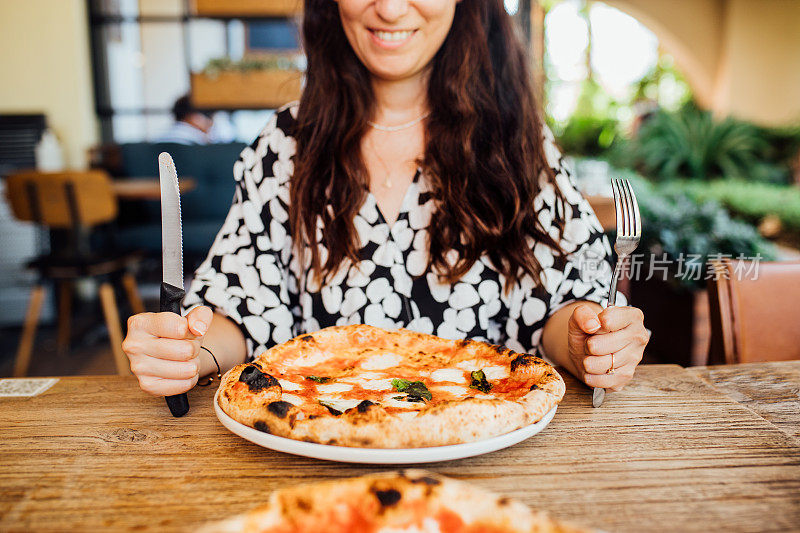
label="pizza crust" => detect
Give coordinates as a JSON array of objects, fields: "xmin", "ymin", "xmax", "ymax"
[
  {"xmin": 199, "ymin": 470, "xmax": 589, "ymax": 533},
  {"xmin": 217, "ymin": 325, "xmax": 565, "ymax": 448}
]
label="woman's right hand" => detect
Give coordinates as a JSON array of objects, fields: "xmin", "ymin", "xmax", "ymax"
[{"xmin": 122, "ymin": 306, "xmax": 213, "ymax": 396}]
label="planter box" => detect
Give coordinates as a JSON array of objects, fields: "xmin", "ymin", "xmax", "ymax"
[
  {"xmin": 191, "ymin": 70, "xmax": 303, "ymax": 109},
  {"xmin": 193, "ymin": 0, "xmax": 302, "ymax": 17},
  {"xmin": 630, "ymin": 277, "xmax": 710, "ymax": 367}
]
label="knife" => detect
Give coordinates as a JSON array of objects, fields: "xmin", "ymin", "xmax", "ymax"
[{"xmin": 159, "ymin": 152, "xmax": 190, "ymax": 417}]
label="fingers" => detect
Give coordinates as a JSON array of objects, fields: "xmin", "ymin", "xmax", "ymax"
[
  {"xmin": 585, "ymin": 322, "xmax": 650, "ymax": 356},
  {"xmin": 129, "ymin": 354, "xmax": 200, "ymax": 380},
  {"xmin": 186, "ymin": 306, "xmax": 212, "ymax": 336},
  {"xmin": 137, "ymin": 374, "xmax": 199, "ymax": 397},
  {"xmin": 598, "ymin": 305, "xmax": 645, "ymax": 332},
  {"xmin": 127, "ymin": 312, "xmax": 194, "ymax": 340},
  {"xmin": 583, "ymin": 365, "xmax": 636, "ymax": 391},
  {"xmin": 582, "ymin": 343, "xmax": 643, "ymax": 375},
  {"xmin": 569, "ymin": 304, "xmax": 602, "ymax": 335}
]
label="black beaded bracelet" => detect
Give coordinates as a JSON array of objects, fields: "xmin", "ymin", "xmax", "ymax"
[{"xmin": 197, "ymin": 346, "xmax": 222, "ymax": 387}]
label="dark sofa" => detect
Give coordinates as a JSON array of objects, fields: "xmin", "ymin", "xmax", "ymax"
[{"xmin": 114, "ymin": 142, "xmax": 246, "ymax": 262}]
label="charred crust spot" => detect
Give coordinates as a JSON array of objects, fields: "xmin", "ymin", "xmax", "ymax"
[
  {"xmin": 253, "ymin": 421, "xmax": 270, "ymax": 433},
  {"xmin": 356, "ymin": 400, "xmax": 375, "ymax": 413},
  {"xmin": 493, "ymin": 344, "xmax": 506, "ymax": 354},
  {"xmin": 267, "ymin": 401, "xmax": 293, "ymax": 418},
  {"xmin": 238, "ymin": 365, "xmax": 279, "ymax": 392},
  {"xmin": 223, "ymin": 391, "xmax": 231, "ymax": 401},
  {"xmin": 510, "ymin": 354, "xmax": 534, "ymax": 372},
  {"xmin": 301, "ymin": 335, "xmax": 314, "ymax": 342},
  {"xmin": 498, "ymin": 497, "xmax": 510, "ymax": 506},
  {"xmin": 411, "ymin": 476, "xmax": 441, "ymax": 486},
  {"xmin": 308, "ymin": 415, "xmax": 318, "ymax": 420},
  {"xmin": 530, "ymin": 384, "xmax": 541, "ymax": 391},
  {"xmin": 373, "ymin": 488, "xmax": 402, "ymax": 507},
  {"xmin": 326, "ymin": 439, "xmax": 338, "ymax": 445},
  {"xmin": 458, "ymin": 339, "xmax": 470, "ymax": 347},
  {"xmin": 296, "ymin": 498, "xmax": 311, "ymax": 511}
]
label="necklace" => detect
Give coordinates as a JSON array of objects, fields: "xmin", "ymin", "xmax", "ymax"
[
  {"xmin": 368, "ymin": 134, "xmax": 395, "ymax": 189},
  {"xmin": 368, "ymin": 111, "xmax": 431, "ymax": 132}
]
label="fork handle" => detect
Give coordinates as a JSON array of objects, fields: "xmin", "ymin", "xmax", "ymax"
[
  {"xmin": 593, "ymin": 254, "xmax": 628, "ymax": 408},
  {"xmin": 607, "ymin": 254, "xmax": 628, "ymax": 307}
]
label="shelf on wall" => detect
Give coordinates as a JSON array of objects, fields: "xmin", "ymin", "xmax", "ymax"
[
  {"xmin": 191, "ymin": 70, "xmax": 303, "ymax": 109},
  {"xmin": 192, "ymin": 0, "xmax": 302, "ymax": 18}
]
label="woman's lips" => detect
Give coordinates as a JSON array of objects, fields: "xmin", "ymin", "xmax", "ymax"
[{"xmin": 369, "ymin": 29, "xmax": 417, "ymax": 50}]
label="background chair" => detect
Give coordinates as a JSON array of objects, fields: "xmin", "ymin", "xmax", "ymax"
[
  {"xmin": 5, "ymin": 169, "xmax": 144, "ymax": 376},
  {"xmin": 707, "ymin": 258, "xmax": 800, "ymax": 364}
]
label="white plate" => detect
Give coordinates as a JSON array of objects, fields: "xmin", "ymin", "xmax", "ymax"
[{"xmin": 214, "ymin": 390, "xmax": 558, "ymax": 464}]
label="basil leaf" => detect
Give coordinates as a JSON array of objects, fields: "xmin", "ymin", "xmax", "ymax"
[
  {"xmin": 306, "ymin": 376, "xmax": 331, "ymax": 383},
  {"xmin": 392, "ymin": 379, "xmax": 432, "ymax": 401},
  {"xmin": 391, "ymin": 378, "xmax": 411, "ymax": 392},
  {"xmin": 317, "ymin": 400, "xmax": 342, "ymax": 416},
  {"xmin": 470, "ymin": 370, "xmax": 493, "ymax": 393}
]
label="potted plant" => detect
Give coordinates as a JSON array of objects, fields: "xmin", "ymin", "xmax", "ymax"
[
  {"xmin": 191, "ymin": 55, "xmax": 304, "ymax": 109},
  {"xmin": 626, "ymin": 175, "xmax": 775, "ymax": 366}
]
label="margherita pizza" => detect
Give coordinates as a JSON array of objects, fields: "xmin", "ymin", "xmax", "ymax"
[
  {"xmin": 200, "ymin": 470, "xmax": 588, "ymax": 533},
  {"xmin": 217, "ymin": 325, "xmax": 565, "ymax": 448}
]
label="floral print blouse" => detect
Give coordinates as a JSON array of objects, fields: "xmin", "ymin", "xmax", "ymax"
[{"xmin": 183, "ymin": 103, "xmax": 617, "ymax": 361}]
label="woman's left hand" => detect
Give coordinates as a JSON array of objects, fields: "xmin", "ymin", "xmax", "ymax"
[{"xmin": 567, "ymin": 304, "xmax": 650, "ymax": 391}]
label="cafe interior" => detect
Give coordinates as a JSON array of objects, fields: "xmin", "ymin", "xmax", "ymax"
[{"xmin": 1, "ymin": 1, "xmax": 799, "ymax": 531}]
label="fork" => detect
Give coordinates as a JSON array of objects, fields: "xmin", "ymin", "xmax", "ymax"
[{"xmin": 592, "ymin": 178, "xmax": 641, "ymax": 408}]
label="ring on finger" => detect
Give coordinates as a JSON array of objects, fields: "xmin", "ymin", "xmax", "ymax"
[{"xmin": 606, "ymin": 353, "xmax": 615, "ymax": 374}]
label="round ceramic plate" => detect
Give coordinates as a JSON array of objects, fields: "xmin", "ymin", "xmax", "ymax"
[{"xmin": 213, "ymin": 390, "xmax": 558, "ymax": 464}]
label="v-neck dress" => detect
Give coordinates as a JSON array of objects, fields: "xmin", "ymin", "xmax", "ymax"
[{"xmin": 182, "ymin": 103, "xmax": 621, "ymax": 361}]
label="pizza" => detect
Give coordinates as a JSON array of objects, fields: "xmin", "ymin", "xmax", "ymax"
[
  {"xmin": 199, "ymin": 470, "xmax": 589, "ymax": 533},
  {"xmin": 216, "ymin": 325, "xmax": 565, "ymax": 448}
]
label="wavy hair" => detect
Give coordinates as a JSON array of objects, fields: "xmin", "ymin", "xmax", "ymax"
[{"xmin": 292, "ymin": 0, "xmax": 565, "ymax": 291}]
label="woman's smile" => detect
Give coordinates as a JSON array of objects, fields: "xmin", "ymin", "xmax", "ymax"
[{"xmin": 369, "ymin": 28, "xmax": 418, "ymax": 50}]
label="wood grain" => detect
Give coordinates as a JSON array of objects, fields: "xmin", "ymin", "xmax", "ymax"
[
  {"xmin": 690, "ymin": 361, "xmax": 800, "ymax": 441},
  {"xmin": 1, "ymin": 365, "xmax": 799, "ymax": 532}
]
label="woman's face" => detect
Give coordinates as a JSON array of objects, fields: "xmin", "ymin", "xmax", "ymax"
[{"xmin": 337, "ymin": 0, "xmax": 459, "ymax": 82}]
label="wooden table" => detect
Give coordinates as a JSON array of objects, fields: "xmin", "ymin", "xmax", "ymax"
[
  {"xmin": 112, "ymin": 177, "xmax": 196, "ymax": 201},
  {"xmin": 1, "ymin": 364, "xmax": 799, "ymax": 532}
]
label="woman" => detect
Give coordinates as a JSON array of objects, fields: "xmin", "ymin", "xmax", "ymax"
[{"xmin": 123, "ymin": 0, "xmax": 649, "ymax": 397}]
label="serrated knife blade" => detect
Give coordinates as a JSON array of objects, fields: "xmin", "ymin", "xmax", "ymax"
[
  {"xmin": 158, "ymin": 152, "xmax": 190, "ymax": 417},
  {"xmin": 159, "ymin": 152, "xmax": 183, "ymax": 289}
]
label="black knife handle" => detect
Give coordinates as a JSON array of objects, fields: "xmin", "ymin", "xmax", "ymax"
[{"xmin": 160, "ymin": 282, "xmax": 190, "ymax": 417}]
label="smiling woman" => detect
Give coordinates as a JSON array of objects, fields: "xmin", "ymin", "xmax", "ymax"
[{"xmin": 122, "ymin": 0, "xmax": 650, "ymax": 402}]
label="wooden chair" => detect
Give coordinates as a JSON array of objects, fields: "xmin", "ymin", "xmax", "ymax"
[
  {"xmin": 5, "ymin": 170, "xmax": 145, "ymax": 376},
  {"xmin": 707, "ymin": 258, "xmax": 800, "ymax": 364}
]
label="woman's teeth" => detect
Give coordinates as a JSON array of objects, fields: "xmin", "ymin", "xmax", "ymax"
[{"xmin": 373, "ymin": 30, "xmax": 414, "ymax": 42}]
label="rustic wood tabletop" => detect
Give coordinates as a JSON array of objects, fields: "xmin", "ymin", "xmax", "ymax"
[{"xmin": 1, "ymin": 363, "xmax": 798, "ymax": 532}]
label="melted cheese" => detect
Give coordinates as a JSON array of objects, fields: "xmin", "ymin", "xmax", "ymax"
[
  {"xmin": 434, "ymin": 385, "xmax": 469, "ymax": 397},
  {"xmin": 280, "ymin": 394, "xmax": 304, "ymax": 406},
  {"xmin": 339, "ymin": 372, "xmax": 385, "ymax": 383},
  {"xmin": 278, "ymin": 379, "xmax": 303, "ymax": 391},
  {"xmin": 377, "ymin": 517, "xmax": 441, "ymax": 533},
  {"xmin": 394, "ymin": 411, "xmax": 420, "ymax": 422},
  {"xmin": 430, "ymin": 368, "xmax": 466, "ymax": 383},
  {"xmin": 316, "ymin": 397, "xmax": 363, "ymax": 412},
  {"xmin": 361, "ymin": 352, "xmax": 403, "ymax": 370},
  {"xmin": 455, "ymin": 360, "xmax": 480, "ymax": 372},
  {"xmin": 482, "ymin": 366, "xmax": 509, "ymax": 380},
  {"xmin": 360, "ymin": 378, "xmax": 394, "ymax": 391},
  {"xmin": 316, "ymin": 383, "xmax": 354, "ymax": 394}
]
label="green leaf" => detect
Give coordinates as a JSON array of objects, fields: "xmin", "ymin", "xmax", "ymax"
[
  {"xmin": 305, "ymin": 376, "xmax": 331, "ymax": 383},
  {"xmin": 391, "ymin": 379, "xmax": 432, "ymax": 402},
  {"xmin": 470, "ymin": 370, "xmax": 493, "ymax": 393}
]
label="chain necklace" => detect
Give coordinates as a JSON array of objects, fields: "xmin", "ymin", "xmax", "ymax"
[
  {"xmin": 368, "ymin": 111, "xmax": 431, "ymax": 132},
  {"xmin": 367, "ymin": 134, "xmax": 396, "ymax": 189}
]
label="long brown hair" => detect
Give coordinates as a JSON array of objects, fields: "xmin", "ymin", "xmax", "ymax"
[{"xmin": 292, "ymin": 0, "xmax": 565, "ymax": 290}]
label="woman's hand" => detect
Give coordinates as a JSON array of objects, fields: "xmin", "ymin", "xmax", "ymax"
[
  {"xmin": 122, "ymin": 306, "xmax": 213, "ymax": 396},
  {"xmin": 567, "ymin": 304, "xmax": 649, "ymax": 391}
]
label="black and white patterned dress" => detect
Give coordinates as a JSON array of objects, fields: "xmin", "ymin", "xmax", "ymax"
[{"xmin": 183, "ymin": 103, "xmax": 618, "ymax": 361}]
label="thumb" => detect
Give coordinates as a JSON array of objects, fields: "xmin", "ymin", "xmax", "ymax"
[
  {"xmin": 569, "ymin": 304, "xmax": 602, "ymax": 335},
  {"xmin": 186, "ymin": 306, "xmax": 213, "ymax": 337}
]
